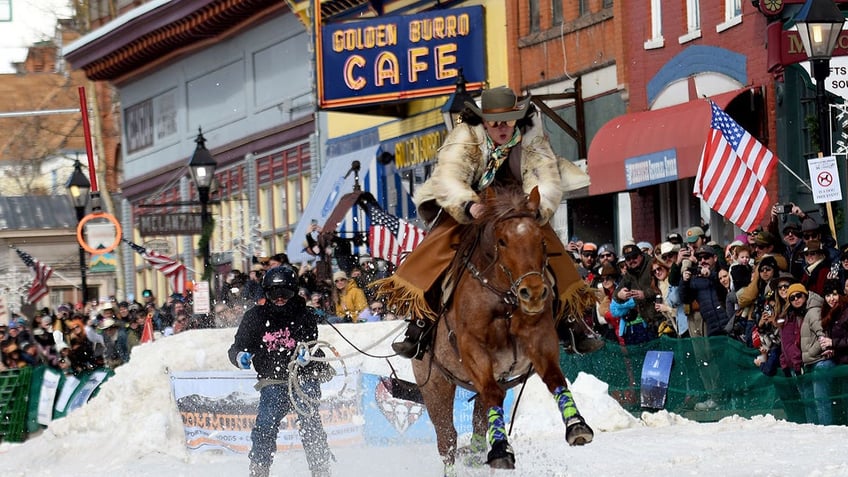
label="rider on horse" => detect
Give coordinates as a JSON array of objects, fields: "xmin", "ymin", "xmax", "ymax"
[{"xmin": 373, "ymin": 86, "xmax": 604, "ymax": 359}]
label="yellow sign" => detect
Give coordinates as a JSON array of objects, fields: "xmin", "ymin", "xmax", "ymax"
[{"xmin": 76, "ymin": 212, "xmax": 122, "ymax": 255}]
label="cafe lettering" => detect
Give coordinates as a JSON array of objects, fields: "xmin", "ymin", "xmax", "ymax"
[{"xmin": 318, "ymin": 5, "xmax": 485, "ymax": 108}]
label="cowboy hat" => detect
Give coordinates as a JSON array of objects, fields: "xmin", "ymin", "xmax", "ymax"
[{"xmin": 465, "ymin": 86, "xmax": 531, "ymax": 122}]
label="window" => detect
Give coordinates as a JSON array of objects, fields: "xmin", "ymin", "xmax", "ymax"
[
  {"xmin": 644, "ymin": 0, "xmax": 664, "ymax": 49},
  {"xmin": 679, "ymin": 0, "xmax": 702, "ymax": 44},
  {"xmin": 553, "ymin": 0, "xmax": 563, "ymax": 25},
  {"xmin": 717, "ymin": 0, "xmax": 743, "ymax": 32},
  {"xmin": 578, "ymin": 0, "xmax": 588, "ymax": 16},
  {"xmin": 529, "ymin": 0, "xmax": 540, "ymax": 33},
  {"xmin": 603, "ymin": 0, "xmax": 613, "ymax": 8}
]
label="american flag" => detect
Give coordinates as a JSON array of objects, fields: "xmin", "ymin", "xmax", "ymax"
[
  {"xmin": 124, "ymin": 239, "xmax": 187, "ymax": 294},
  {"xmin": 365, "ymin": 204, "xmax": 426, "ymax": 266},
  {"xmin": 694, "ymin": 100, "xmax": 776, "ymax": 233},
  {"xmin": 15, "ymin": 248, "xmax": 53, "ymax": 304}
]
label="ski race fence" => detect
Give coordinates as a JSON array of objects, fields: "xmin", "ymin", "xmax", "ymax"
[{"xmin": 2, "ymin": 335, "xmax": 848, "ymax": 443}]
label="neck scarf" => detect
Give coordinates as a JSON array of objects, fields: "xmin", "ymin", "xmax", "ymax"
[{"xmin": 478, "ymin": 128, "xmax": 522, "ymax": 190}]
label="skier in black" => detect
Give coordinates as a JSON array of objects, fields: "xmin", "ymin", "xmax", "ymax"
[{"xmin": 229, "ymin": 265, "xmax": 333, "ymax": 477}]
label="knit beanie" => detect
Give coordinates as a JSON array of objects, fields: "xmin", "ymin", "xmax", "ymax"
[{"xmin": 786, "ymin": 283, "xmax": 808, "ymax": 298}]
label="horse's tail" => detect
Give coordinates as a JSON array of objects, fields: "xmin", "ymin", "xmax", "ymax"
[
  {"xmin": 555, "ymin": 280, "xmax": 598, "ymax": 325},
  {"xmin": 371, "ymin": 274, "xmax": 438, "ymax": 322}
]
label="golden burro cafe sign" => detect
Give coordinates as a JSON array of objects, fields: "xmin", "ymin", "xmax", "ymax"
[{"xmin": 316, "ymin": 5, "xmax": 485, "ymax": 109}]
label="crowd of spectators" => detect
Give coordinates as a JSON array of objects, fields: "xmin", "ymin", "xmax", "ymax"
[
  {"xmin": 0, "ymin": 288, "xmax": 196, "ymax": 375},
  {"xmin": 574, "ymin": 202, "xmax": 848, "ymax": 422}
]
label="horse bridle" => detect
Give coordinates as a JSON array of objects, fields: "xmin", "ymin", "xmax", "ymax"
[{"xmin": 465, "ymin": 215, "xmax": 551, "ymax": 309}]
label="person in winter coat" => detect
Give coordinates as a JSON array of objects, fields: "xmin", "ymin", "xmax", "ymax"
[
  {"xmin": 795, "ymin": 283, "xmax": 834, "ymax": 425},
  {"xmin": 680, "ymin": 246, "xmax": 730, "ymax": 337},
  {"xmin": 331, "ymin": 270, "xmax": 367, "ymax": 323},
  {"xmin": 228, "ymin": 266, "xmax": 333, "ymax": 477}
]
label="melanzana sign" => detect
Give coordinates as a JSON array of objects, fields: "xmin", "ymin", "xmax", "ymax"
[{"xmin": 317, "ymin": 5, "xmax": 486, "ymax": 109}]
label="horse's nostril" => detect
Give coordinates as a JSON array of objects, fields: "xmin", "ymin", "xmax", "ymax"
[
  {"xmin": 541, "ymin": 286, "xmax": 549, "ymax": 300},
  {"xmin": 519, "ymin": 287, "xmax": 531, "ymax": 300}
]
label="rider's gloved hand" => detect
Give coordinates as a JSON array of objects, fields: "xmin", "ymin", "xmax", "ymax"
[
  {"xmin": 296, "ymin": 347, "xmax": 310, "ymax": 366},
  {"xmin": 236, "ymin": 351, "xmax": 253, "ymax": 369}
]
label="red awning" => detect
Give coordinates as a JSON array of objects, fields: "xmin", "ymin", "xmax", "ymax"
[{"xmin": 587, "ymin": 88, "xmax": 754, "ymax": 196}]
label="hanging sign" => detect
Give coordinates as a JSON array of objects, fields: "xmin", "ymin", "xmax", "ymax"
[{"xmin": 77, "ymin": 212, "xmax": 122, "ymax": 255}]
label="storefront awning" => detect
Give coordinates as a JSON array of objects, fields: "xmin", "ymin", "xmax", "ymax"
[
  {"xmin": 587, "ymin": 88, "xmax": 752, "ymax": 196},
  {"xmin": 286, "ymin": 145, "xmax": 379, "ymax": 264}
]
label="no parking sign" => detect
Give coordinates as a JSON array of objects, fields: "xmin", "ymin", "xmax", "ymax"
[{"xmin": 808, "ymin": 156, "xmax": 842, "ymax": 204}]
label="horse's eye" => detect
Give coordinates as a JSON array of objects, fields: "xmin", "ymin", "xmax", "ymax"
[{"xmin": 498, "ymin": 238, "xmax": 507, "ymax": 247}]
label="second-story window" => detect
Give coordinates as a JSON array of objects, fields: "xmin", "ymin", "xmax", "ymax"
[
  {"xmin": 530, "ymin": 0, "xmax": 540, "ymax": 33},
  {"xmin": 553, "ymin": 0, "xmax": 563, "ymax": 25},
  {"xmin": 579, "ymin": 0, "xmax": 588, "ymax": 16},
  {"xmin": 680, "ymin": 0, "xmax": 702, "ymax": 43},
  {"xmin": 644, "ymin": 0, "xmax": 664, "ymax": 49}
]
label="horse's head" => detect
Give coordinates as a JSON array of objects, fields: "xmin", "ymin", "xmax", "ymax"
[{"xmin": 477, "ymin": 186, "xmax": 550, "ymax": 315}]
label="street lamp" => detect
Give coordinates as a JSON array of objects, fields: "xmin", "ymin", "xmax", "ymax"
[
  {"xmin": 188, "ymin": 127, "xmax": 217, "ymax": 280},
  {"xmin": 65, "ymin": 160, "xmax": 91, "ymax": 305},
  {"xmin": 796, "ymin": 0, "xmax": 845, "ymax": 155},
  {"xmin": 441, "ymin": 69, "xmax": 476, "ymax": 131}
]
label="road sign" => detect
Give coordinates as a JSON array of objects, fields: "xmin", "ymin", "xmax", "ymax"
[{"xmin": 138, "ymin": 213, "xmax": 203, "ymax": 236}]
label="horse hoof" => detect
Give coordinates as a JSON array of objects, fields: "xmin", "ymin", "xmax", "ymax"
[
  {"xmin": 443, "ymin": 463, "xmax": 457, "ymax": 477},
  {"xmin": 565, "ymin": 416, "xmax": 594, "ymax": 446},
  {"xmin": 486, "ymin": 440, "xmax": 515, "ymax": 469},
  {"xmin": 456, "ymin": 444, "xmax": 486, "ymax": 468}
]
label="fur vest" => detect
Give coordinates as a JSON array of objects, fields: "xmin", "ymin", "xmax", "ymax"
[{"xmin": 414, "ymin": 115, "xmax": 562, "ymax": 225}]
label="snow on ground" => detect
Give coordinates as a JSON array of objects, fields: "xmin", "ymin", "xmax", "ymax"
[{"xmin": 2, "ymin": 321, "xmax": 848, "ymax": 477}]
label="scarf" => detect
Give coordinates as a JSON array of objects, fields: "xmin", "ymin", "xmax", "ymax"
[{"xmin": 477, "ymin": 128, "xmax": 522, "ymax": 190}]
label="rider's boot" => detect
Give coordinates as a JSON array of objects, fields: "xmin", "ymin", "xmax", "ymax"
[
  {"xmin": 391, "ymin": 318, "xmax": 433, "ymax": 359},
  {"xmin": 556, "ymin": 316, "xmax": 605, "ymax": 355}
]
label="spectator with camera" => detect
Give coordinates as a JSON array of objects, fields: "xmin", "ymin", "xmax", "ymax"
[{"xmin": 680, "ymin": 246, "xmax": 730, "ymax": 337}]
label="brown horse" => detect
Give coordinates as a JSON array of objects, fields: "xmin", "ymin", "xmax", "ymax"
[{"xmin": 413, "ymin": 185, "xmax": 594, "ymax": 474}]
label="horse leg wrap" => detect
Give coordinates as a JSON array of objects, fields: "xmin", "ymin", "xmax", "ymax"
[
  {"xmin": 486, "ymin": 406, "xmax": 507, "ymax": 446},
  {"xmin": 554, "ymin": 386, "xmax": 594, "ymax": 446},
  {"xmin": 456, "ymin": 433, "xmax": 487, "ymax": 468},
  {"xmin": 485, "ymin": 406, "xmax": 515, "ymax": 467}
]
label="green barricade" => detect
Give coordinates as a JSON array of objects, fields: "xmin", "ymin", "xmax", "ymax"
[
  {"xmin": 560, "ymin": 335, "xmax": 848, "ymax": 424},
  {"xmin": 0, "ymin": 366, "xmax": 33, "ymax": 443}
]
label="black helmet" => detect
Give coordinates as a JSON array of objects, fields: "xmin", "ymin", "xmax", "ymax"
[{"xmin": 262, "ymin": 266, "xmax": 297, "ymax": 300}]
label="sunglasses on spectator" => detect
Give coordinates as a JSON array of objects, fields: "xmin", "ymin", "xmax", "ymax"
[
  {"xmin": 784, "ymin": 230, "xmax": 799, "ymax": 237},
  {"xmin": 599, "ymin": 252, "xmax": 614, "ymax": 258},
  {"xmin": 759, "ymin": 266, "xmax": 774, "ymax": 273},
  {"xmin": 582, "ymin": 252, "xmax": 597, "ymax": 257},
  {"xmin": 652, "ymin": 267, "xmax": 665, "ymax": 274},
  {"xmin": 789, "ymin": 293, "xmax": 806, "ymax": 301},
  {"xmin": 778, "ymin": 283, "xmax": 791, "ymax": 290},
  {"xmin": 485, "ymin": 119, "xmax": 517, "ymax": 128},
  {"xmin": 335, "ymin": 278, "xmax": 347, "ymax": 282},
  {"xmin": 803, "ymin": 233, "xmax": 817, "ymax": 240}
]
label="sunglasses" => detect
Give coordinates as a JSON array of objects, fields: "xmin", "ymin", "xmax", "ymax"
[
  {"xmin": 582, "ymin": 252, "xmax": 597, "ymax": 257},
  {"xmin": 803, "ymin": 233, "xmax": 817, "ymax": 240},
  {"xmin": 599, "ymin": 253, "xmax": 614, "ymax": 258},
  {"xmin": 652, "ymin": 268, "xmax": 665, "ymax": 274},
  {"xmin": 335, "ymin": 278, "xmax": 347, "ymax": 283},
  {"xmin": 485, "ymin": 119, "xmax": 517, "ymax": 128},
  {"xmin": 784, "ymin": 230, "xmax": 799, "ymax": 237},
  {"xmin": 759, "ymin": 266, "xmax": 773, "ymax": 273},
  {"xmin": 778, "ymin": 283, "xmax": 791, "ymax": 290},
  {"xmin": 789, "ymin": 293, "xmax": 806, "ymax": 301}
]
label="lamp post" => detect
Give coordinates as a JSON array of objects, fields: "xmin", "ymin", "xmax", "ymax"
[
  {"xmin": 796, "ymin": 0, "xmax": 845, "ymax": 156},
  {"xmin": 188, "ymin": 127, "xmax": 217, "ymax": 281},
  {"xmin": 441, "ymin": 69, "xmax": 476, "ymax": 131},
  {"xmin": 65, "ymin": 160, "xmax": 91, "ymax": 305}
]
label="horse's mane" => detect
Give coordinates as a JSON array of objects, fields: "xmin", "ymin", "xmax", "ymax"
[{"xmin": 454, "ymin": 185, "xmax": 538, "ymax": 265}]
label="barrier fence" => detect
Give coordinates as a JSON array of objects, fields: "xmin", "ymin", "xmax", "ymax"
[{"xmin": 3, "ymin": 335, "xmax": 847, "ymax": 443}]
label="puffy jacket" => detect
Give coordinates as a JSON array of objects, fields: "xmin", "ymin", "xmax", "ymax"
[
  {"xmin": 680, "ymin": 267, "xmax": 730, "ymax": 336},
  {"xmin": 800, "ymin": 292, "xmax": 826, "ymax": 366}
]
